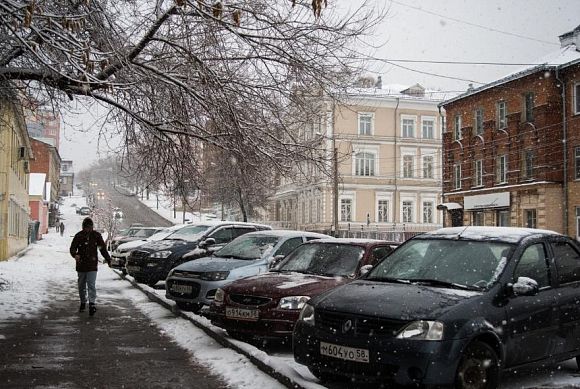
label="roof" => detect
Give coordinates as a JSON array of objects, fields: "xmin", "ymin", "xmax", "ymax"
[
  {"xmin": 346, "ymin": 83, "xmax": 451, "ymax": 103},
  {"xmin": 441, "ymin": 44, "xmax": 580, "ymax": 107},
  {"xmin": 242, "ymin": 230, "xmax": 332, "ymax": 238},
  {"xmin": 28, "ymin": 173, "xmax": 46, "ymax": 196},
  {"xmin": 313, "ymin": 238, "xmax": 397, "ymax": 245},
  {"xmin": 419, "ymin": 227, "xmax": 560, "ymax": 244}
]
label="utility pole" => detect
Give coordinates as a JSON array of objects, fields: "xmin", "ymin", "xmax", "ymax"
[{"xmin": 333, "ymin": 139, "xmax": 339, "ymax": 237}]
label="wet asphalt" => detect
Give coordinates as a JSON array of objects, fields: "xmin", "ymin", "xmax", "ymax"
[{"xmin": 0, "ymin": 278, "xmax": 228, "ymax": 389}]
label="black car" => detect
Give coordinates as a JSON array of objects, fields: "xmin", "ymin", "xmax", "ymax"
[
  {"xmin": 125, "ymin": 222, "xmax": 271, "ymax": 286},
  {"xmin": 293, "ymin": 227, "xmax": 580, "ymax": 388}
]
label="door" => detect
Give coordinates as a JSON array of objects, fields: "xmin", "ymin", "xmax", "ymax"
[
  {"xmin": 504, "ymin": 242, "xmax": 560, "ymax": 366},
  {"xmin": 551, "ymin": 239, "xmax": 580, "ymax": 355}
]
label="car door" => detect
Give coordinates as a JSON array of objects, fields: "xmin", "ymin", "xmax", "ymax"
[
  {"xmin": 550, "ymin": 238, "xmax": 580, "ymax": 355},
  {"xmin": 504, "ymin": 241, "xmax": 560, "ymax": 367}
]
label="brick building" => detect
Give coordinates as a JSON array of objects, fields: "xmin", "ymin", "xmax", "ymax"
[
  {"xmin": 29, "ymin": 138, "xmax": 61, "ymax": 227},
  {"xmin": 439, "ymin": 25, "xmax": 580, "ymax": 240}
]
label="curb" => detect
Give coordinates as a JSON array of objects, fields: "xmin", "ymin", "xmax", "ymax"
[{"xmin": 112, "ymin": 269, "xmax": 308, "ymax": 389}]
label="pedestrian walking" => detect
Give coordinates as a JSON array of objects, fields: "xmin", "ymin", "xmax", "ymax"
[
  {"xmin": 55, "ymin": 219, "xmax": 60, "ymax": 233},
  {"xmin": 60, "ymin": 221, "xmax": 65, "ymax": 237},
  {"xmin": 69, "ymin": 217, "xmax": 112, "ymax": 316}
]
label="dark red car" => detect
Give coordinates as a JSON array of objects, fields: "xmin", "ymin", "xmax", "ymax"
[{"xmin": 209, "ymin": 238, "xmax": 398, "ymax": 341}]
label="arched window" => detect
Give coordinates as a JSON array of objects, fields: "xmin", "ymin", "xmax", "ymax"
[{"xmin": 355, "ymin": 152, "xmax": 375, "ymax": 176}]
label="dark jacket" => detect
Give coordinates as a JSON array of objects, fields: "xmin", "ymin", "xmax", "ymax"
[{"xmin": 69, "ymin": 229, "xmax": 112, "ymax": 272}]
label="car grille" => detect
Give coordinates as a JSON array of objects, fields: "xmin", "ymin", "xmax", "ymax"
[
  {"xmin": 171, "ymin": 271, "xmax": 202, "ymax": 279},
  {"xmin": 316, "ymin": 310, "xmax": 407, "ymax": 337},
  {"xmin": 228, "ymin": 294, "xmax": 272, "ymax": 306}
]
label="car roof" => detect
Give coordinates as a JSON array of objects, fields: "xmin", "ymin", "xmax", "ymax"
[
  {"xmin": 420, "ymin": 226, "xmax": 561, "ymax": 244},
  {"xmin": 240, "ymin": 230, "xmax": 332, "ymax": 238},
  {"xmin": 181, "ymin": 221, "xmax": 271, "ymax": 229},
  {"xmin": 307, "ymin": 238, "xmax": 397, "ymax": 246}
]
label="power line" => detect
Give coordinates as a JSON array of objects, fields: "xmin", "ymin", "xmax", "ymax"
[{"xmin": 389, "ymin": 0, "xmax": 560, "ymax": 47}]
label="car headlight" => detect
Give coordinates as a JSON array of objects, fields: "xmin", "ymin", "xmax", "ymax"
[
  {"xmin": 298, "ymin": 303, "xmax": 315, "ymax": 326},
  {"xmin": 278, "ymin": 296, "xmax": 310, "ymax": 310},
  {"xmin": 200, "ymin": 271, "xmax": 230, "ymax": 281},
  {"xmin": 150, "ymin": 250, "xmax": 172, "ymax": 259},
  {"xmin": 214, "ymin": 288, "xmax": 225, "ymax": 304},
  {"xmin": 396, "ymin": 320, "xmax": 444, "ymax": 341}
]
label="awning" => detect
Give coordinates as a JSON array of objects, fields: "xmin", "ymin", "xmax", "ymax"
[{"xmin": 437, "ymin": 202, "xmax": 463, "ymax": 210}]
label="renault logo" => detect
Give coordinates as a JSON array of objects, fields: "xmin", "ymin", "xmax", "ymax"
[{"xmin": 342, "ymin": 319, "xmax": 353, "ymax": 334}]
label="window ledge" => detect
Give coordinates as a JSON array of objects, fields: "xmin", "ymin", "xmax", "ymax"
[
  {"xmin": 494, "ymin": 182, "xmax": 508, "ymax": 187},
  {"xmin": 471, "ymin": 185, "xmax": 485, "ymax": 189}
]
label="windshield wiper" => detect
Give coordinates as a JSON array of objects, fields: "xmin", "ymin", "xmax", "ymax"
[
  {"xmin": 366, "ymin": 277, "xmax": 412, "ymax": 284},
  {"xmin": 406, "ymin": 278, "xmax": 479, "ymax": 291}
]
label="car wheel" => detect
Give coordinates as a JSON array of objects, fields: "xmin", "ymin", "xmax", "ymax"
[
  {"xmin": 455, "ymin": 341, "xmax": 500, "ymax": 389},
  {"xmin": 176, "ymin": 302, "xmax": 203, "ymax": 313}
]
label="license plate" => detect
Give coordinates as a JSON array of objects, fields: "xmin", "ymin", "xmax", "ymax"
[
  {"xmin": 126, "ymin": 265, "xmax": 140, "ymax": 272},
  {"xmin": 225, "ymin": 307, "xmax": 259, "ymax": 321},
  {"xmin": 320, "ymin": 341, "xmax": 369, "ymax": 363},
  {"xmin": 170, "ymin": 283, "xmax": 193, "ymax": 294}
]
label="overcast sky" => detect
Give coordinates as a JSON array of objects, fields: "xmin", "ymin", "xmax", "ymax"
[{"xmin": 59, "ymin": 0, "xmax": 580, "ymax": 171}]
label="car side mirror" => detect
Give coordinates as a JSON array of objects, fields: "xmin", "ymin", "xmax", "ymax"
[
  {"xmin": 510, "ymin": 277, "xmax": 539, "ymax": 296},
  {"xmin": 200, "ymin": 237, "xmax": 216, "ymax": 248},
  {"xmin": 359, "ymin": 264, "xmax": 373, "ymax": 276},
  {"xmin": 269, "ymin": 254, "xmax": 285, "ymax": 269}
]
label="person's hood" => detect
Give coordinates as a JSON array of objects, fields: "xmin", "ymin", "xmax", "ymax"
[
  {"xmin": 314, "ymin": 280, "xmax": 482, "ymax": 321},
  {"xmin": 223, "ymin": 271, "xmax": 351, "ymax": 299},
  {"xmin": 174, "ymin": 256, "xmax": 263, "ymax": 272}
]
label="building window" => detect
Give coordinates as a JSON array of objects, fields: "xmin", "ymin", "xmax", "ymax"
[
  {"xmin": 474, "ymin": 108, "xmax": 484, "ymax": 135},
  {"xmin": 576, "ymin": 207, "xmax": 580, "ymax": 241},
  {"xmin": 524, "ymin": 92, "xmax": 534, "ymax": 122},
  {"xmin": 496, "ymin": 155, "xmax": 507, "ymax": 184},
  {"xmin": 497, "ymin": 210, "xmax": 510, "ymax": 227},
  {"xmin": 402, "ymin": 118, "xmax": 415, "ymax": 138},
  {"xmin": 453, "ymin": 163, "xmax": 461, "ymax": 189},
  {"xmin": 474, "ymin": 159, "xmax": 483, "ymax": 187},
  {"xmin": 454, "ymin": 115, "xmax": 462, "ymax": 140},
  {"xmin": 340, "ymin": 199, "xmax": 352, "ymax": 222},
  {"xmin": 497, "ymin": 101, "xmax": 507, "ymax": 129},
  {"xmin": 574, "ymin": 82, "xmax": 580, "ymax": 115},
  {"xmin": 422, "ymin": 118, "xmax": 434, "ymax": 139},
  {"xmin": 525, "ymin": 209, "xmax": 537, "ymax": 229},
  {"xmin": 423, "ymin": 155, "xmax": 434, "ymax": 179},
  {"xmin": 522, "ymin": 150, "xmax": 534, "ymax": 180},
  {"xmin": 402, "ymin": 201, "xmax": 414, "ymax": 223},
  {"xmin": 422, "ymin": 201, "xmax": 434, "ymax": 224},
  {"xmin": 403, "ymin": 155, "xmax": 414, "ymax": 178},
  {"xmin": 355, "ymin": 152, "xmax": 375, "ymax": 176},
  {"xmin": 575, "ymin": 147, "xmax": 580, "ymax": 180},
  {"xmin": 473, "ymin": 211, "xmax": 484, "ymax": 226},
  {"xmin": 358, "ymin": 113, "xmax": 373, "ymax": 135},
  {"xmin": 377, "ymin": 200, "xmax": 390, "ymax": 222}
]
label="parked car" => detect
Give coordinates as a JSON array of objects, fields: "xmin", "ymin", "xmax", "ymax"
[
  {"xmin": 126, "ymin": 221, "xmax": 271, "ymax": 286},
  {"xmin": 110, "ymin": 226, "xmax": 173, "ymax": 273},
  {"xmin": 108, "ymin": 226, "xmax": 150, "ymax": 252},
  {"xmin": 166, "ymin": 230, "xmax": 332, "ymax": 312},
  {"xmin": 209, "ymin": 238, "xmax": 397, "ymax": 340},
  {"xmin": 79, "ymin": 206, "xmax": 91, "ymax": 215},
  {"xmin": 293, "ymin": 227, "xmax": 580, "ymax": 388}
]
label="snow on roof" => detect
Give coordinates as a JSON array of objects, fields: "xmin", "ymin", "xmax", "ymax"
[
  {"xmin": 422, "ymin": 227, "xmax": 560, "ymax": 244},
  {"xmin": 244, "ymin": 230, "xmax": 332, "ymax": 238},
  {"xmin": 28, "ymin": 173, "xmax": 46, "ymax": 196},
  {"xmin": 442, "ymin": 44, "xmax": 580, "ymax": 107},
  {"xmin": 346, "ymin": 83, "xmax": 453, "ymax": 102},
  {"xmin": 315, "ymin": 238, "xmax": 395, "ymax": 244}
]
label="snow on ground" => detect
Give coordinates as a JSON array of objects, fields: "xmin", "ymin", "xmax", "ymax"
[
  {"xmin": 137, "ymin": 192, "xmax": 218, "ymax": 225},
  {"xmin": 2, "ymin": 196, "xmax": 580, "ymax": 388}
]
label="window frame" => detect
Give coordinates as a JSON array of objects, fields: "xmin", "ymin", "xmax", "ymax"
[
  {"xmin": 574, "ymin": 82, "xmax": 580, "ymax": 116},
  {"xmin": 422, "ymin": 201, "xmax": 434, "ymax": 224},
  {"xmin": 474, "ymin": 108, "xmax": 484, "ymax": 136},
  {"xmin": 358, "ymin": 112, "xmax": 374, "ymax": 136},
  {"xmin": 453, "ymin": 163, "xmax": 462, "ymax": 190},
  {"xmin": 421, "ymin": 116, "xmax": 436, "ymax": 139},
  {"xmin": 523, "ymin": 92, "xmax": 534, "ymax": 122},
  {"xmin": 496, "ymin": 154, "xmax": 507, "ymax": 184},
  {"xmin": 354, "ymin": 151, "xmax": 376, "ymax": 177},
  {"xmin": 340, "ymin": 196, "xmax": 354, "ymax": 222},
  {"xmin": 422, "ymin": 154, "xmax": 434, "ymax": 179},
  {"xmin": 575, "ymin": 146, "xmax": 580, "ymax": 180},
  {"xmin": 377, "ymin": 199, "xmax": 390, "ymax": 223},
  {"xmin": 497, "ymin": 101, "xmax": 507, "ymax": 129},
  {"xmin": 521, "ymin": 149, "xmax": 534, "ymax": 180},
  {"xmin": 401, "ymin": 115, "xmax": 416, "ymax": 138},
  {"xmin": 525, "ymin": 209, "xmax": 537, "ymax": 229},
  {"xmin": 513, "ymin": 243, "xmax": 550, "ymax": 288},
  {"xmin": 401, "ymin": 200, "xmax": 415, "ymax": 223},
  {"xmin": 402, "ymin": 154, "xmax": 415, "ymax": 179},
  {"xmin": 454, "ymin": 115, "xmax": 462, "ymax": 140}
]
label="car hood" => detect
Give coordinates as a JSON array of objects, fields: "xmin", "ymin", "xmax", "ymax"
[
  {"xmin": 139, "ymin": 239, "xmax": 196, "ymax": 252},
  {"xmin": 224, "ymin": 272, "xmax": 351, "ymax": 299},
  {"xmin": 116, "ymin": 239, "xmax": 148, "ymax": 252},
  {"xmin": 174, "ymin": 256, "xmax": 263, "ymax": 272},
  {"xmin": 315, "ymin": 280, "xmax": 482, "ymax": 321}
]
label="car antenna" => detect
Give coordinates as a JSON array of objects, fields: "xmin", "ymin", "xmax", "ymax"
[{"xmin": 455, "ymin": 225, "xmax": 470, "ymax": 240}]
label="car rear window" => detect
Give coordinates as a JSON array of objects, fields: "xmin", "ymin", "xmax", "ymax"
[{"xmin": 278, "ymin": 243, "xmax": 365, "ymax": 277}]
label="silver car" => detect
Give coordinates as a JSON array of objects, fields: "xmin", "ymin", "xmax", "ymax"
[{"xmin": 165, "ymin": 230, "xmax": 332, "ymax": 312}]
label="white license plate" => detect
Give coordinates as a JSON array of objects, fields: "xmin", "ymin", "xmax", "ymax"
[
  {"xmin": 225, "ymin": 307, "xmax": 259, "ymax": 321},
  {"xmin": 170, "ymin": 283, "xmax": 193, "ymax": 294},
  {"xmin": 126, "ymin": 265, "xmax": 140, "ymax": 272},
  {"xmin": 320, "ymin": 341, "xmax": 369, "ymax": 363}
]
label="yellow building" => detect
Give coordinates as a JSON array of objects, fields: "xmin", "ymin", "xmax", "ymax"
[
  {"xmin": 270, "ymin": 82, "xmax": 447, "ymax": 240},
  {"xmin": 0, "ymin": 94, "xmax": 32, "ymax": 260}
]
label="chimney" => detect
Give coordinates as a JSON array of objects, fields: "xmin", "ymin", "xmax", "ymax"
[
  {"xmin": 559, "ymin": 25, "xmax": 580, "ymax": 50},
  {"xmin": 374, "ymin": 75, "xmax": 383, "ymax": 89}
]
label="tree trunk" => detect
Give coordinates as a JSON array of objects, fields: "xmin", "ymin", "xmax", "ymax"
[{"xmin": 237, "ymin": 187, "xmax": 247, "ymax": 222}]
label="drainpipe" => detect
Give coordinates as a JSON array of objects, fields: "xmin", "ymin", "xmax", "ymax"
[
  {"xmin": 556, "ymin": 68, "xmax": 568, "ymax": 235},
  {"xmin": 394, "ymin": 98, "xmax": 400, "ymax": 226},
  {"xmin": 438, "ymin": 105, "xmax": 446, "ymax": 227}
]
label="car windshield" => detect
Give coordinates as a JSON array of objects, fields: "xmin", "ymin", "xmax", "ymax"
[
  {"xmin": 125, "ymin": 228, "xmax": 142, "ymax": 237},
  {"xmin": 277, "ymin": 243, "xmax": 364, "ymax": 277},
  {"xmin": 166, "ymin": 225, "xmax": 211, "ymax": 242},
  {"xmin": 215, "ymin": 235, "xmax": 280, "ymax": 260},
  {"xmin": 367, "ymin": 239, "xmax": 513, "ymax": 290},
  {"xmin": 148, "ymin": 229, "xmax": 172, "ymax": 241}
]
